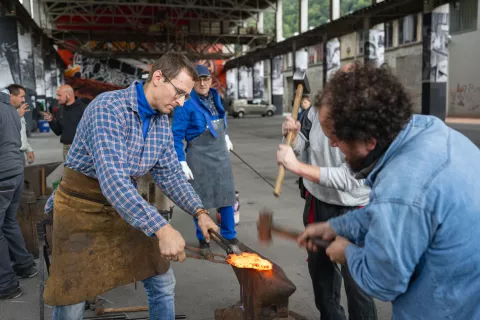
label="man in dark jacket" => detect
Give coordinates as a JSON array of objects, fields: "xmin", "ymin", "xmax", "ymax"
[
  {"xmin": 41, "ymin": 85, "xmax": 87, "ymax": 160},
  {"xmin": 0, "ymin": 89, "xmax": 37, "ymax": 300}
]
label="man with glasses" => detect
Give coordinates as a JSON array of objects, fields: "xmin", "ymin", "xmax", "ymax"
[
  {"xmin": 172, "ymin": 64, "xmax": 238, "ymax": 257},
  {"xmin": 43, "ymin": 54, "xmax": 219, "ymax": 320}
]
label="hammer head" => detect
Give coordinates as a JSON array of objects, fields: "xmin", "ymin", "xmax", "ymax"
[
  {"xmin": 93, "ymin": 299, "xmax": 106, "ymax": 316},
  {"xmin": 257, "ymin": 208, "xmax": 273, "ymax": 245},
  {"xmin": 293, "ymin": 70, "xmax": 310, "ymax": 95}
]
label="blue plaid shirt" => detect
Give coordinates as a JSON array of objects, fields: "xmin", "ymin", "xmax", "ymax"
[{"xmin": 45, "ymin": 81, "xmax": 204, "ymax": 236}]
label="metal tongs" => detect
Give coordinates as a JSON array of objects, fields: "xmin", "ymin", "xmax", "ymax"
[
  {"xmin": 184, "ymin": 245, "xmax": 228, "ymax": 264},
  {"xmin": 208, "ymin": 229, "xmax": 242, "ymax": 255},
  {"xmin": 184, "ymin": 229, "xmax": 242, "ymax": 264}
]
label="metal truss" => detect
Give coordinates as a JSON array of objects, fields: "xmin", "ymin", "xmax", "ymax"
[
  {"xmin": 55, "ymin": 38, "xmax": 237, "ymax": 60},
  {"xmin": 41, "ymin": 0, "xmax": 276, "ymax": 26},
  {"xmin": 38, "ymin": 0, "xmax": 276, "ymax": 60}
]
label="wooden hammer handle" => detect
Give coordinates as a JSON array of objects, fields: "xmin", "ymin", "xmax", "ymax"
[
  {"xmin": 272, "ymin": 226, "xmax": 332, "ymax": 249},
  {"xmin": 103, "ymin": 306, "xmax": 149, "ymax": 314},
  {"xmin": 274, "ymin": 83, "xmax": 304, "ymax": 197}
]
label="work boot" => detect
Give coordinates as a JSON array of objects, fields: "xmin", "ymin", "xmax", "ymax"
[
  {"xmin": 15, "ymin": 263, "xmax": 38, "ymax": 279},
  {"xmin": 199, "ymin": 240, "xmax": 213, "ymax": 260},
  {"xmin": 0, "ymin": 286, "xmax": 22, "ymax": 300}
]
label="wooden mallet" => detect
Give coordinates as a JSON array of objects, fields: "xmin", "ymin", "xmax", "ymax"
[
  {"xmin": 273, "ymin": 70, "xmax": 310, "ymax": 197},
  {"xmin": 257, "ymin": 209, "xmax": 332, "ymax": 249}
]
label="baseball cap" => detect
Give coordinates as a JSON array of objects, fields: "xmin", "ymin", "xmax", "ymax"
[{"xmin": 195, "ymin": 65, "xmax": 211, "ymax": 77}]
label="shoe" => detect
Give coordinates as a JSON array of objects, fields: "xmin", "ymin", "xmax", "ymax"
[
  {"xmin": 0, "ymin": 286, "xmax": 22, "ymax": 300},
  {"xmin": 16, "ymin": 263, "xmax": 38, "ymax": 279},
  {"xmin": 199, "ymin": 240, "xmax": 213, "ymax": 260}
]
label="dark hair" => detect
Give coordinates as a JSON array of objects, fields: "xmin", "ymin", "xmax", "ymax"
[
  {"xmin": 316, "ymin": 62, "xmax": 413, "ymax": 148},
  {"xmin": 7, "ymin": 84, "xmax": 26, "ymax": 96},
  {"xmin": 146, "ymin": 53, "xmax": 198, "ymax": 83}
]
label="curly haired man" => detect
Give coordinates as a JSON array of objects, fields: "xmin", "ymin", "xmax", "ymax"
[{"xmin": 295, "ymin": 62, "xmax": 480, "ymax": 319}]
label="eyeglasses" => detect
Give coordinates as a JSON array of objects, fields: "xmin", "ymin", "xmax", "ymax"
[{"xmin": 163, "ymin": 74, "xmax": 190, "ymax": 101}]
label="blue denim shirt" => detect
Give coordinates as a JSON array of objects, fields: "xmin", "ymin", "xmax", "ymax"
[{"xmin": 329, "ymin": 115, "xmax": 480, "ymax": 319}]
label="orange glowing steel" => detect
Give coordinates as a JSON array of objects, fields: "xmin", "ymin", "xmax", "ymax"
[{"xmin": 226, "ymin": 252, "xmax": 273, "ymax": 271}]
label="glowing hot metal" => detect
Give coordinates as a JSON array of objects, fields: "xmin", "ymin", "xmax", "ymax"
[{"xmin": 226, "ymin": 252, "xmax": 273, "ymax": 271}]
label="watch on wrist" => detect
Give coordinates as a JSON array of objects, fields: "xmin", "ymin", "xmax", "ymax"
[{"xmin": 194, "ymin": 209, "xmax": 209, "ymax": 220}]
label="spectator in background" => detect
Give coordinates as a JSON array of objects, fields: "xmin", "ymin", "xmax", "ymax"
[
  {"xmin": 298, "ymin": 95, "xmax": 312, "ymax": 121},
  {"xmin": 8, "ymin": 84, "xmax": 34, "ymax": 165},
  {"xmin": 41, "ymin": 85, "xmax": 87, "ymax": 160},
  {"xmin": 0, "ymin": 88, "xmax": 37, "ymax": 300}
]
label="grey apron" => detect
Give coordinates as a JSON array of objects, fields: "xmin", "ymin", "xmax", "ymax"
[{"xmin": 186, "ymin": 119, "xmax": 235, "ymax": 209}]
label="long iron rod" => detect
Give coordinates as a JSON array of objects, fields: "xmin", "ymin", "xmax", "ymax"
[{"xmin": 230, "ymin": 150, "xmax": 275, "ymax": 189}]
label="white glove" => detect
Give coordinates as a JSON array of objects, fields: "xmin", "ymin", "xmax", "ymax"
[
  {"xmin": 225, "ymin": 134, "xmax": 233, "ymax": 152},
  {"xmin": 180, "ymin": 161, "xmax": 194, "ymax": 180}
]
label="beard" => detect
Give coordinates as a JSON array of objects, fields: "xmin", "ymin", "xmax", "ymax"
[{"xmin": 345, "ymin": 152, "xmax": 368, "ymax": 173}]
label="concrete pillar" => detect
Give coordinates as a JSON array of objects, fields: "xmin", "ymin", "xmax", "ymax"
[
  {"xmin": 242, "ymin": 21, "xmax": 248, "ymax": 53},
  {"xmin": 299, "ymin": 0, "xmax": 308, "ymax": 33},
  {"xmin": 421, "ymin": 3, "xmax": 450, "ymax": 120},
  {"xmin": 331, "ymin": 0, "xmax": 340, "ymax": 21},
  {"xmin": 276, "ymin": 0, "xmax": 283, "ymax": 42},
  {"xmin": 257, "ymin": 12, "xmax": 264, "ymax": 34}
]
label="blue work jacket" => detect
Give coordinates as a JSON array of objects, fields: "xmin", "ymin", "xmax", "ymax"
[{"xmin": 172, "ymin": 88, "xmax": 227, "ymax": 162}]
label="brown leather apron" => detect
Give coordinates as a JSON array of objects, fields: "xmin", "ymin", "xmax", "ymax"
[{"xmin": 43, "ymin": 168, "xmax": 169, "ymax": 306}]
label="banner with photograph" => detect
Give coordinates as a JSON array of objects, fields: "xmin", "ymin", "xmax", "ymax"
[
  {"xmin": 238, "ymin": 66, "xmax": 253, "ymax": 99},
  {"xmin": 17, "ymin": 25, "xmax": 36, "ymax": 91},
  {"xmin": 326, "ymin": 38, "xmax": 340, "ymax": 81},
  {"xmin": 226, "ymin": 68, "xmax": 238, "ymax": 100},
  {"xmin": 272, "ymin": 55, "xmax": 284, "ymax": 95},
  {"xmin": 0, "ymin": 17, "xmax": 21, "ymax": 88},
  {"xmin": 253, "ymin": 61, "xmax": 264, "ymax": 99}
]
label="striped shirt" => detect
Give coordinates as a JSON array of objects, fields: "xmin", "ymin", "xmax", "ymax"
[{"xmin": 45, "ymin": 81, "xmax": 204, "ymax": 236}]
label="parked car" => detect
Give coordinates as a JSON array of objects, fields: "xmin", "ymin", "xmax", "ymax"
[{"xmin": 229, "ymin": 99, "xmax": 276, "ymax": 118}]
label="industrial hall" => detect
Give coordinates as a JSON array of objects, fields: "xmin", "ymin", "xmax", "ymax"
[{"xmin": 0, "ymin": 0, "xmax": 479, "ymax": 319}]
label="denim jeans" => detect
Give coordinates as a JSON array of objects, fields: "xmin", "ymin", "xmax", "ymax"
[
  {"xmin": 0, "ymin": 172, "xmax": 34, "ymax": 293},
  {"xmin": 194, "ymin": 205, "xmax": 236, "ymax": 241},
  {"xmin": 52, "ymin": 267, "xmax": 176, "ymax": 320}
]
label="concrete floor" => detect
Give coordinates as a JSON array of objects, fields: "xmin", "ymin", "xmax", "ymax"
[{"xmin": 2, "ymin": 114, "xmax": 479, "ymax": 320}]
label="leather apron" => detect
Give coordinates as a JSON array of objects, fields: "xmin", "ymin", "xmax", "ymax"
[
  {"xmin": 43, "ymin": 167, "xmax": 169, "ymax": 306},
  {"xmin": 186, "ymin": 119, "xmax": 235, "ymax": 209}
]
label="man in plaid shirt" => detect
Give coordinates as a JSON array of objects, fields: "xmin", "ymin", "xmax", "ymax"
[{"xmin": 44, "ymin": 53, "xmax": 219, "ymax": 320}]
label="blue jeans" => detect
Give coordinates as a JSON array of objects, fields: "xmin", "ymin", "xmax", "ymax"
[
  {"xmin": 0, "ymin": 173, "xmax": 34, "ymax": 293},
  {"xmin": 194, "ymin": 205, "xmax": 236, "ymax": 241},
  {"xmin": 52, "ymin": 267, "xmax": 176, "ymax": 320}
]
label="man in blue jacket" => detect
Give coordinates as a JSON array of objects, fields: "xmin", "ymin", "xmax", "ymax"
[
  {"xmin": 297, "ymin": 62, "xmax": 480, "ymax": 319},
  {"xmin": 172, "ymin": 65, "xmax": 238, "ymax": 255}
]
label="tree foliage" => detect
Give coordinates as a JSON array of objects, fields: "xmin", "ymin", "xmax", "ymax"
[{"xmin": 260, "ymin": 0, "xmax": 372, "ymax": 39}]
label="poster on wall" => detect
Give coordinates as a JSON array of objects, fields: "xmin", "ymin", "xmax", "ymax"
[
  {"xmin": 17, "ymin": 25, "xmax": 36, "ymax": 91},
  {"xmin": 0, "ymin": 17, "xmax": 21, "ymax": 88},
  {"xmin": 366, "ymin": 24, "xmax": 385, "ymax": 67},
  {"xmin": 428, "ymin": 7, "xmax": 449, "ymax": 82},
  {"xmin": 34, "ymin": 43, "xmax": 45, "ymax": 96},
  {"xmin": 253, "ymin": 61, "xmax": 264, "ymax": 99},
  {"xmin": 238, "ymin": 66, "xmax": 253, "ymax": 99},
  {"xmin": 272, "ymin": 56, "xmax": 284, "ymax": 95},
  {"xmin": 50, "ymin": 58, "xmax": 58, "ymax": 97},
  {"xmin": 326, "ymin": 38, "xmax": 340, "ymax": 80},
  {"xmin": 295, "ymin": 50, "xmax": 308, "ymax": 71},
  {"xmin": 226, "ymin": 68, "xmax": 238, "ymax": 100}
]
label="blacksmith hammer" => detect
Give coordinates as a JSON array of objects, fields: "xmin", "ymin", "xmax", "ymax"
[
  {"xmin": 273, "ymin": 70, "xmax": 310, "ymax": 197},
  {"xmin": 257, "ymin": 209, "xmax": 331, "ymax": 249}
]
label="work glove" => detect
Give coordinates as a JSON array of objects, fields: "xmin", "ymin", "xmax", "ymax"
[
  {"xmin": 180, "ymin": 161, "xmax": 194, "ymax": 180},
  {"xmin": 225, "ymin": 134, "xmax": 233, "ymax": 152}
]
